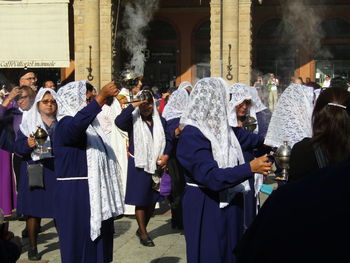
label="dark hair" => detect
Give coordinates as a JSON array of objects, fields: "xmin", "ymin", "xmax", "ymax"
[
  {"xmin": 20, "ymin": 86, "xmax": 36, "ymax": 101},
  {"xmin": 86, "ymin": 82, "xmax": 94, "ymax": 93},
  {"xmin": 312, "ymin": 87, "xmax": 350, "ymax": 163},
  {"xmin": 330, "ymin": 76, "xmax": 348, "ymax": 89}
]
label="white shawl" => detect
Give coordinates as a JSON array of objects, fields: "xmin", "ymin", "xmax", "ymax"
[
  {"xmin": 133, "ymin": 91, "xmax": 166, "ymax": 174},
  {"xmin": 57, "ymin": 80, "xmax": 124, "ymax": 241}
]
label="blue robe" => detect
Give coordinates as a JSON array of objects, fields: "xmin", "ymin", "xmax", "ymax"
[
  {"xmin": 54, "ymin": 100, "xmax": 114, "ymax": 263},
  {"xmin": 176, "ymin": 126, "xmax": 253, "ymax": 263},
  {"xmin": 233, "ymin": 127, "xmax": 265, "ymax": 229},
  {"xmin": 14, "ymin": 124, "xmax": 57, "ymax": 218},
  {"xmin": 114, "ymin": 105, "xmax": 172, "ymax": 206}
]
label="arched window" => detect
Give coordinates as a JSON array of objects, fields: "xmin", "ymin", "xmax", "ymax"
[
  {"xmin": 257, "ymin": 19, "xmax": 295, "ymax": 40},
  {"xmin": 143, "ymin": 20, "xmax": 178, "ymax": 92},
  {"xmin": 320, "ymin": 18, "xmax": 350, "ymax": 39},
  {"xmin": 193, "ymin": 20, "xmax": 210, "ymax": 81},
  {"xmin": 147, "ymin": 20, "xmax": 177, "ymax": 40},
  {"xmin": 255, "ymin": 19, "xmax": 296, "ymax": 84}
]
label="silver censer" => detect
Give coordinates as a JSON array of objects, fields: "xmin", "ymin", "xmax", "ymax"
[{"xmin": 274, "ymin": 141, "xmax": 291, "ymax": 181}]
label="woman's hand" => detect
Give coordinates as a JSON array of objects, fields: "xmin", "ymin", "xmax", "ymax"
[
  {"xmin": 174, "ymin": 125, "xmax": 184, "ymax": 137},
  {"xmin": 157, "ymin": 155, "xmax": 169, "ymax": 169},
  {"xmin": 250, "ymin": 154, "xmax": 272, "ymax": 176},
  {"xmin": 27, "ymin": 135, "xmax": 36, "ymax": 148},
  {"xmin": 95, "ymin": 81, "xmax": 120, "ymax": 106},
  {"xmin": 2, "ymin": 86, "xmax": 20, "ymax": 107}
]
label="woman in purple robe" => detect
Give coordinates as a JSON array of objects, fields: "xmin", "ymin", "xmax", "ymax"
[
  {"xmin": 14, "ymin": 88, "xmax": 59, "ymax": 260},
  {"xmin": 115, "ymin": 90, "xmax": 172, "ymax": 247},
  {"xmin": 176, "ymin": 77, "xmax": 272, "ymax": 263},
  {"xmin": 54, "ymin": 81, "xmax": 124, "ymax": 263}
]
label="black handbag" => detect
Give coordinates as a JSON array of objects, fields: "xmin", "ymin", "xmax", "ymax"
[{"xmin": 27, "ymin": 163, "xmax": 44, "ymax": 189}]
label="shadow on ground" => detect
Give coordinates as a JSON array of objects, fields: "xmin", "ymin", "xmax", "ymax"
[{"xmin": 150, "ymin": 256, "xmax": 181, "ymax": 263}]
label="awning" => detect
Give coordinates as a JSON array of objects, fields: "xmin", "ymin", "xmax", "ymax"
[{"xmin": 0, "ymin": 0, "xmax": 70, "ymax": 68}]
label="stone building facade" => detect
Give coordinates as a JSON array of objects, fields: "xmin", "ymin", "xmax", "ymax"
[{"xmin": 68, "ymin": 0, "xmax": 350, "ymax": 89}]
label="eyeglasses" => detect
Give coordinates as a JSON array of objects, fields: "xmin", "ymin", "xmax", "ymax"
[
  {"xmin": 22, "ymin": 77, "xmax": 37, "ymax": 81},
  {"xmin": 41, "ymin": 99, "xmax": 56, "ymax": 105},
  {"xmin": 15, "ymin": 95, "xmax": 29, "ymax": 101},
  {"xmin": 86, "ymin": 97, "xmax": 92, "ymax": 103}
]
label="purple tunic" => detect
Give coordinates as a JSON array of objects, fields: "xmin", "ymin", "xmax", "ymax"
[
  {"xmin": 0, "ymin": 102, "xmax": 20, "ymax": 216},
  {"xmin": 115, "ymin": 105, "xmax": 172, "ymax": 206},
  {"xmin": 14, "ymin": 127, "xmax": 57, "ymax": 218},
  {"xmin": 176, "ymin": 126, "xmax": 253, "ymax": 263},
  {"xmin": 54, "ymin": 100, "xmax": 114, "ymax": 263}
]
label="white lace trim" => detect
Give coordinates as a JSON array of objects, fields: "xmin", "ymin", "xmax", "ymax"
[
  {"xmin": 265, "ymin": 84, "xmax": 314, "ymax": 148},
  {"xmin": 162, "ymin": 81, "xmax": 192, "ymax": 121},
  {"xmin": 57, "ymin": 81, "xmax": 124, "ymax": 241}
]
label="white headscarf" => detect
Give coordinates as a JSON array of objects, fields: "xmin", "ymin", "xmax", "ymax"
[
  {"xmin": 162, "ymin": 81, "xmax": 192, "ymax": 121},
  {"xmin": 133, "ymin": 90, "xmax": 166, "ymax": 174},
  {"xmin": 180, "ymin": 77, "xmax": 249, "ymax": 208},
  {"xmin": 227, "ymin": 83, "xmax": 253, "ymax": 127},
  {"xmin": 56, "ymin": 80, "xmax": 124, "ymax": 241},
  {"xmin": 20, "ymin": 88, "xmax": 58, "ymax": 161},
  {"xmin": 265, "ymin": 84, "xmax": 314, "ymax": 147}
]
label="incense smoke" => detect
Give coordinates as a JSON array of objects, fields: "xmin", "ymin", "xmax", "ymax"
[{"xmin": 121, "ymin": 0, "xmax": 159, "ymax": 76}]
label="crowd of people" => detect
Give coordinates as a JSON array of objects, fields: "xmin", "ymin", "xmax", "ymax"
[{"xmin": 0, "ymin": 67, "xmax": 350, "ymax": 263}]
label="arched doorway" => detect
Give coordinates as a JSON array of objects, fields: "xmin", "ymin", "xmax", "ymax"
[
  {"xmin": 192, "ymin": 20, "xmax": 210, "ymax": 82},
  {"xmin": 315, "ymin": 18, "xmax": 350, "ymax": 83},
  {"xmin": 254, "ymin": 18, "xmax": 296, "ymax": 87},
  {"xmin": 143, "ymin": 20, "xmax": 179, "ymax": 92}
]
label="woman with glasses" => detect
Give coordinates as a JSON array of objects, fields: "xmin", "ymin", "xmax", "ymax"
[{"xmin": 14, "ymin": 88, "xmax": 58, "ymax": 260}]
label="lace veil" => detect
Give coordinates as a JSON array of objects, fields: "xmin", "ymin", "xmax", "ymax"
[
  {"xmin": 264, "ymin": 84, "xmax": 314, "ymax": 147},
  {"xmin": 57, "ymin": 81, "xmax": 124, "ymax": 241},
  {"xmin": 180, "ymin": 77, "xmax": 249, "ymax": 207},
  {"xmin": 162, "ymin": 81, "xmax": 192, "ymax": 121}
]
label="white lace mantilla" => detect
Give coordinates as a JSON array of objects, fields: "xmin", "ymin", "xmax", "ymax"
[
  {"xmin": 180, "ymin": 77, "xmax": 250, "ymax": 208},
  {"xmin": 162, "ymin": 81, "xmax": 192, "ymax": 121},
  {"xmin": 57, "ymin": 81, "xmax": 124, "ymax": 241},
  {"xmin": 265, "ymin": 84, "xmax": 314, "ymax": 147}
]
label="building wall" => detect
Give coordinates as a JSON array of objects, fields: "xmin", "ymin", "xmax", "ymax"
[
  {"xmin": 73, "ymin": 0, "xmax": 112, "ymax": 90},
  {"xmin": 210, "ymin": 0, "xmax": 253, "ymax": 85}
]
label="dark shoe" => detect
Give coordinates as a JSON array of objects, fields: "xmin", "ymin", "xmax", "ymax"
[
  {"xmin": 140, "ymin": 236, "xmax": 155, "ymax": 247},
  {"xmin": 136, "ymin": 230, "xmax": 141, "ymax": 238},
  {"xmin": 22, "ymin": 227, "xmax": 28, "ymax": 238},
  {"xmin": 28, "ymin": 247, "xmax": 42, "ymax": 261}
]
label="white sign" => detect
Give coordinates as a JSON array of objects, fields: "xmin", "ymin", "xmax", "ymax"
[{"xmin": 0, "ymin": 1, "xmax": 70, "ymax": 68}]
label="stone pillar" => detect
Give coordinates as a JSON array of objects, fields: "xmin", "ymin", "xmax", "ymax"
[
  {"xmin": 74, "ymin": 0, "xmax": 100, "ymax": 88},
  {"xmin": 84, "ymin": 0, "xmax": 100, "ymax": 89},
  {"xmin": 210, "ymin": 0, "xmax": 222, "ymax": 77},
  {"xmin": 222, "ymin": 0, "xmax": 239, "ymax": 83},
  {"xmin": 238, "ymin": 0, "xmax": 252, "ymax": 85},
  {"xmin": 210, "ymin": 0, "xmax": 239, "ymax": 83},
  {"xmin": 99, "ymin": 0, "xmax": 112, "ymax": 87}
]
